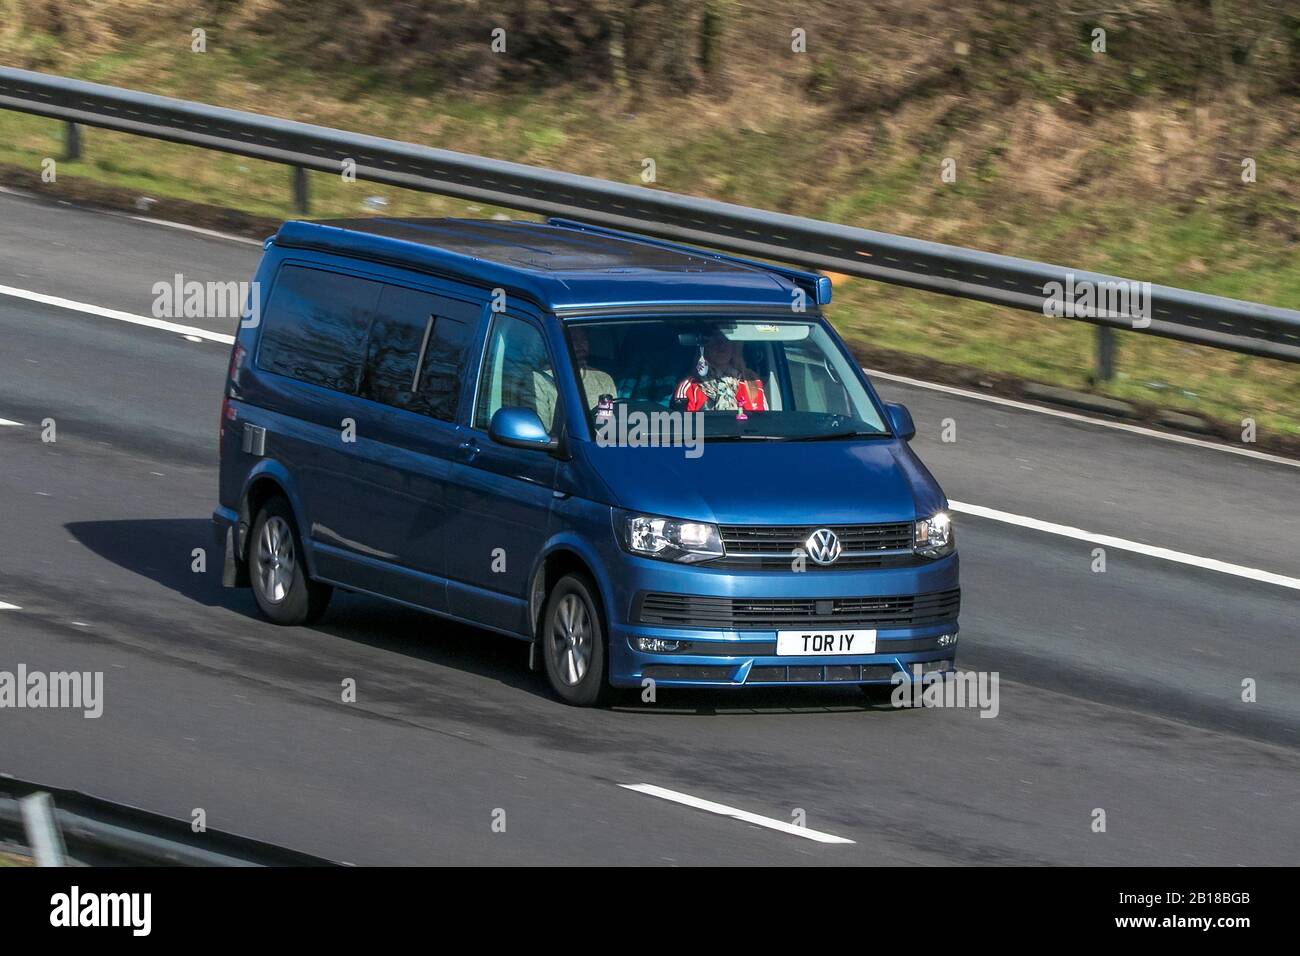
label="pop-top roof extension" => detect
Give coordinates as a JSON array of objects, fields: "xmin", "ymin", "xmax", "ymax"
[{"xmin": 272, "ymin": 217, "xmax": 831, "ymax": 315}]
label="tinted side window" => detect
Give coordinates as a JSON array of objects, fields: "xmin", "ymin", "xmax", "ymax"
[
  {"xmin": 360, "ymin": 286, "xmax": 475, "ymax": 421},
  {"xmin": 257, "ymin": 265, "xmax": 379, "ymax": 393},
  {"xmin": 419, "ymin": 305, "xmax": 473, "ymax": 421},
  {"xmin": 474, "ymin": 315, "xmax": 556, "ymax": 432}
]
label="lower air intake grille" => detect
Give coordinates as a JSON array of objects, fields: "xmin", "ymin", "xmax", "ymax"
[
  {"xmin": 636, "ymin": 588, "xmax": 960, "ymax": 630},
  {"xmin": 641, "ymin": 665, "xmax": 735, "ymax": 682},
  {"xmin": 747, "ymin": 664, "xmax": 898, "ymax": 683}
]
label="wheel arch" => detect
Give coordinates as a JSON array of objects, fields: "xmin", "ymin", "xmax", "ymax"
[
  {"xmin": 527, "ymin": 542, "xmax": 611, "ymax": 643},
  {"xmin": 236, "ymin": 461, "xmax": 316, "ymax": 577}
]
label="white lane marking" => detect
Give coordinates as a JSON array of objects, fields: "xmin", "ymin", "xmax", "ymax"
[
  {"xmin": 0, "ymin": 602, "xmax": 22, "ymax": 610},
  {"xmin": 0, "ymin": 185, "xmax": 262, "ymax": 247},
  {"xmin": 0, "ymin": 418, "xmax": 23, "ymax": 427},
  {"xmin": 866, "ymin": 367, "xmax": 1300, "ymax": 469},
  {"xmin": 620, "ymin": 783, "xmax": 856, "ymax": 844},
  {"xmin": 950, "ymin": 500, "xmax": 1300, "ymax": 591},
  {"xmin": 128, "ymin": 215, "xmax": 264, "ymax": 246},
  {"xmin": 0, "ymin": 284, "xmax": 235, "ymax": 345}
]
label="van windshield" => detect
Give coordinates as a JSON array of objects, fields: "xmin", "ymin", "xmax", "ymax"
[{"xmin": 563, "ymin": 317, "xmax": 889, "ymax": 441}]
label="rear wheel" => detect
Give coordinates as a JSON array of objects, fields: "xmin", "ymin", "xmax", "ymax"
[
  {"xmin": 541, "ymin": 573, "xmax": 611, "ymax": 707},
  {"xmin": 249, "ymin": 496, "xmax": 332, "ymax": 626}
]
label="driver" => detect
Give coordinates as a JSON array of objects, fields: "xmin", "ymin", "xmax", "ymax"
[
  {"xmin": 672, "ymin": 330, "xmax": 767, "ymax": 412},
  {"xmin": 534, "ymin": 327, "xmax": 617, "ymax": 429}
]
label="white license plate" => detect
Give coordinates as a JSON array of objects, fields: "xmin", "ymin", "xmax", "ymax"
[{"xmin": 776, "ymin": 629, "xmax": 876, "ymax": 656}]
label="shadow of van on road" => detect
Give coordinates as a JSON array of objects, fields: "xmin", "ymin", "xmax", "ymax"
[
  {"xmin": 64, "ymin": 517, "xmax": 551, "ymax": 701},
  {"xmin": 66, "ymin": 517, "xmax": 229, "ymax": 607},
  {"xmin": 64, "ymin": 518, "xmax": 884, "ymax": 713}
]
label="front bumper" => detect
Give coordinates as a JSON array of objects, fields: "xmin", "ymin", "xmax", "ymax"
[
  {"xmin": 611, "ymin": 623, "xmax": 958, "ymax": 687},
  {"xmin": 604, "ymin": 552, "xmax": 960, "ymax": 688}
]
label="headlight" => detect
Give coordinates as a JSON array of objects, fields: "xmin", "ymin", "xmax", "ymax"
[
  {"xmin": 914, "ymin": 511, "xmax": 954, "ymax": 558},
  {"xmin": 617, "ymin": 511, "xmax": 724, "ymax": 563}
]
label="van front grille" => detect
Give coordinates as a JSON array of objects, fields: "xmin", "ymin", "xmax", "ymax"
[
  {"xmin": 711, "ymin": 522, "xmax": 916, "ymax": 570},
  {"xmin": 635, "ymin": 588, "xmax": 961, "ymax": 630}
]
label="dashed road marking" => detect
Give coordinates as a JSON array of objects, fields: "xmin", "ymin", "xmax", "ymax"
[
  {"xmin": 0, "ymin": 283, "xmax": 235, "ymax": 345},
  {"xmin": 621, "ymin": 783, "xmax": 855, "ymax": 844}
]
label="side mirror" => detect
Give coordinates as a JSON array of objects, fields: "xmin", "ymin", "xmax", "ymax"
[
  {"xmin": 489, "ymin": 407, "xmax": 558, "ymax": 452},
  {"xmin": 884, "ymin": 402, "xmax": 916, "ymax": 441}
]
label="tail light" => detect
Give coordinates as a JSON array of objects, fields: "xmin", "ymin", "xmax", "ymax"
[
  {"xmin": 227, "ymin": 342, "xmax": 247, "ymax": 385},
  {"xmin": 219, "ymin": 395, "xmax": 236, "ymax": 443},
  {"xmin": 220, "ymin": 343, "xmax": 247, "ymax": 447}
]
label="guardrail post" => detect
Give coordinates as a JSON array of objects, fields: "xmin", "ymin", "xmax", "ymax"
[
  {"xmin": 1094, "ymin": 326, "xmax": 1116, "ymax": 382},
  {"xmin": 291, "ymin": 166, "xmax": 310, "ymax": 215},
  {"xmin": 63, "ymin": 121, "xmax": 81, "ymax": 161},
  {"xmin": 20, "ymin": 792, "xmax": 67, "ymax": 866}
]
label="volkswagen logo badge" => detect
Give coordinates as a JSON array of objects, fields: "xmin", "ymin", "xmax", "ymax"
[{"xmin": 805, "ymin": 528, "xmax": 842, "ymax": 566}]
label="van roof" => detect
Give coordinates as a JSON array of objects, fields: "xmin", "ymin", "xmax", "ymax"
[{"xmin": 271, "ymin": 217, "xmax": 828, "ymax": 314}]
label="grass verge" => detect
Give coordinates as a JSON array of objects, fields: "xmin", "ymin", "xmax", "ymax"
[{"xmin": 0, "ymin": 36, "xmax": 1295, "ymax": 442}]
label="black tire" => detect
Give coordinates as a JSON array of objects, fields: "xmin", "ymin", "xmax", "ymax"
[
  {"xmin": 248, "ymin": 496, "xmax": 332, "ymax": 626},
  {"xmin": 541, "ymin": 573, "xmax": 611, "ymax": 707}
]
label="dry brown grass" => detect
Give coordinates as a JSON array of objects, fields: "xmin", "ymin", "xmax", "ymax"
[{"xmin": 4, "ymin": 0, "xmax": 1296, "ymax": 253}]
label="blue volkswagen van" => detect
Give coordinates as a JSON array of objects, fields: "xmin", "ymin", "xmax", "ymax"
[{"xmin": 214, "ymin": 218, "xmax": 958, "ymax": 705}]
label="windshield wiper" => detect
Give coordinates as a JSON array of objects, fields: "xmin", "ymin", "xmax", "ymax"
[
  {"xmin": 790, "ymin": 430, "xmax": 889, "ymax": 441},
  {"xmin": 705, "ymin": 430, "xmax": 887, "ymax": 442}
]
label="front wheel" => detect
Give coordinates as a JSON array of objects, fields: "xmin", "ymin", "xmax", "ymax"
[{"xmin": 541, "ymin": 573, "xmax": 611, "ymax": 706}]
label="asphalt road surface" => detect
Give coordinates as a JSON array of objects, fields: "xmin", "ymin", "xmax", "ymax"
[{"xmin": 0, "ymin": 190, "xmax": 1296, "ymax": 865}]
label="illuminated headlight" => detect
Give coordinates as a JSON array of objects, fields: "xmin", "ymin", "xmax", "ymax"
[
  {"xmin": 618, "ymin": 511, "xmax": 724, "ymax": 563},
  {"xmin": 914, "ymin": 511, "xmax": 954, "ymax": 558}
]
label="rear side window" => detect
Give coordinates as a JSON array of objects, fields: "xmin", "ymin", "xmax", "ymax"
[
  {"xmin": 256, "ymin": 265, "xmax": 380, "ymax": 393},
  {"xmin": 360, "ymin": 285, "xmax": 475, "ymax": 421}
]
